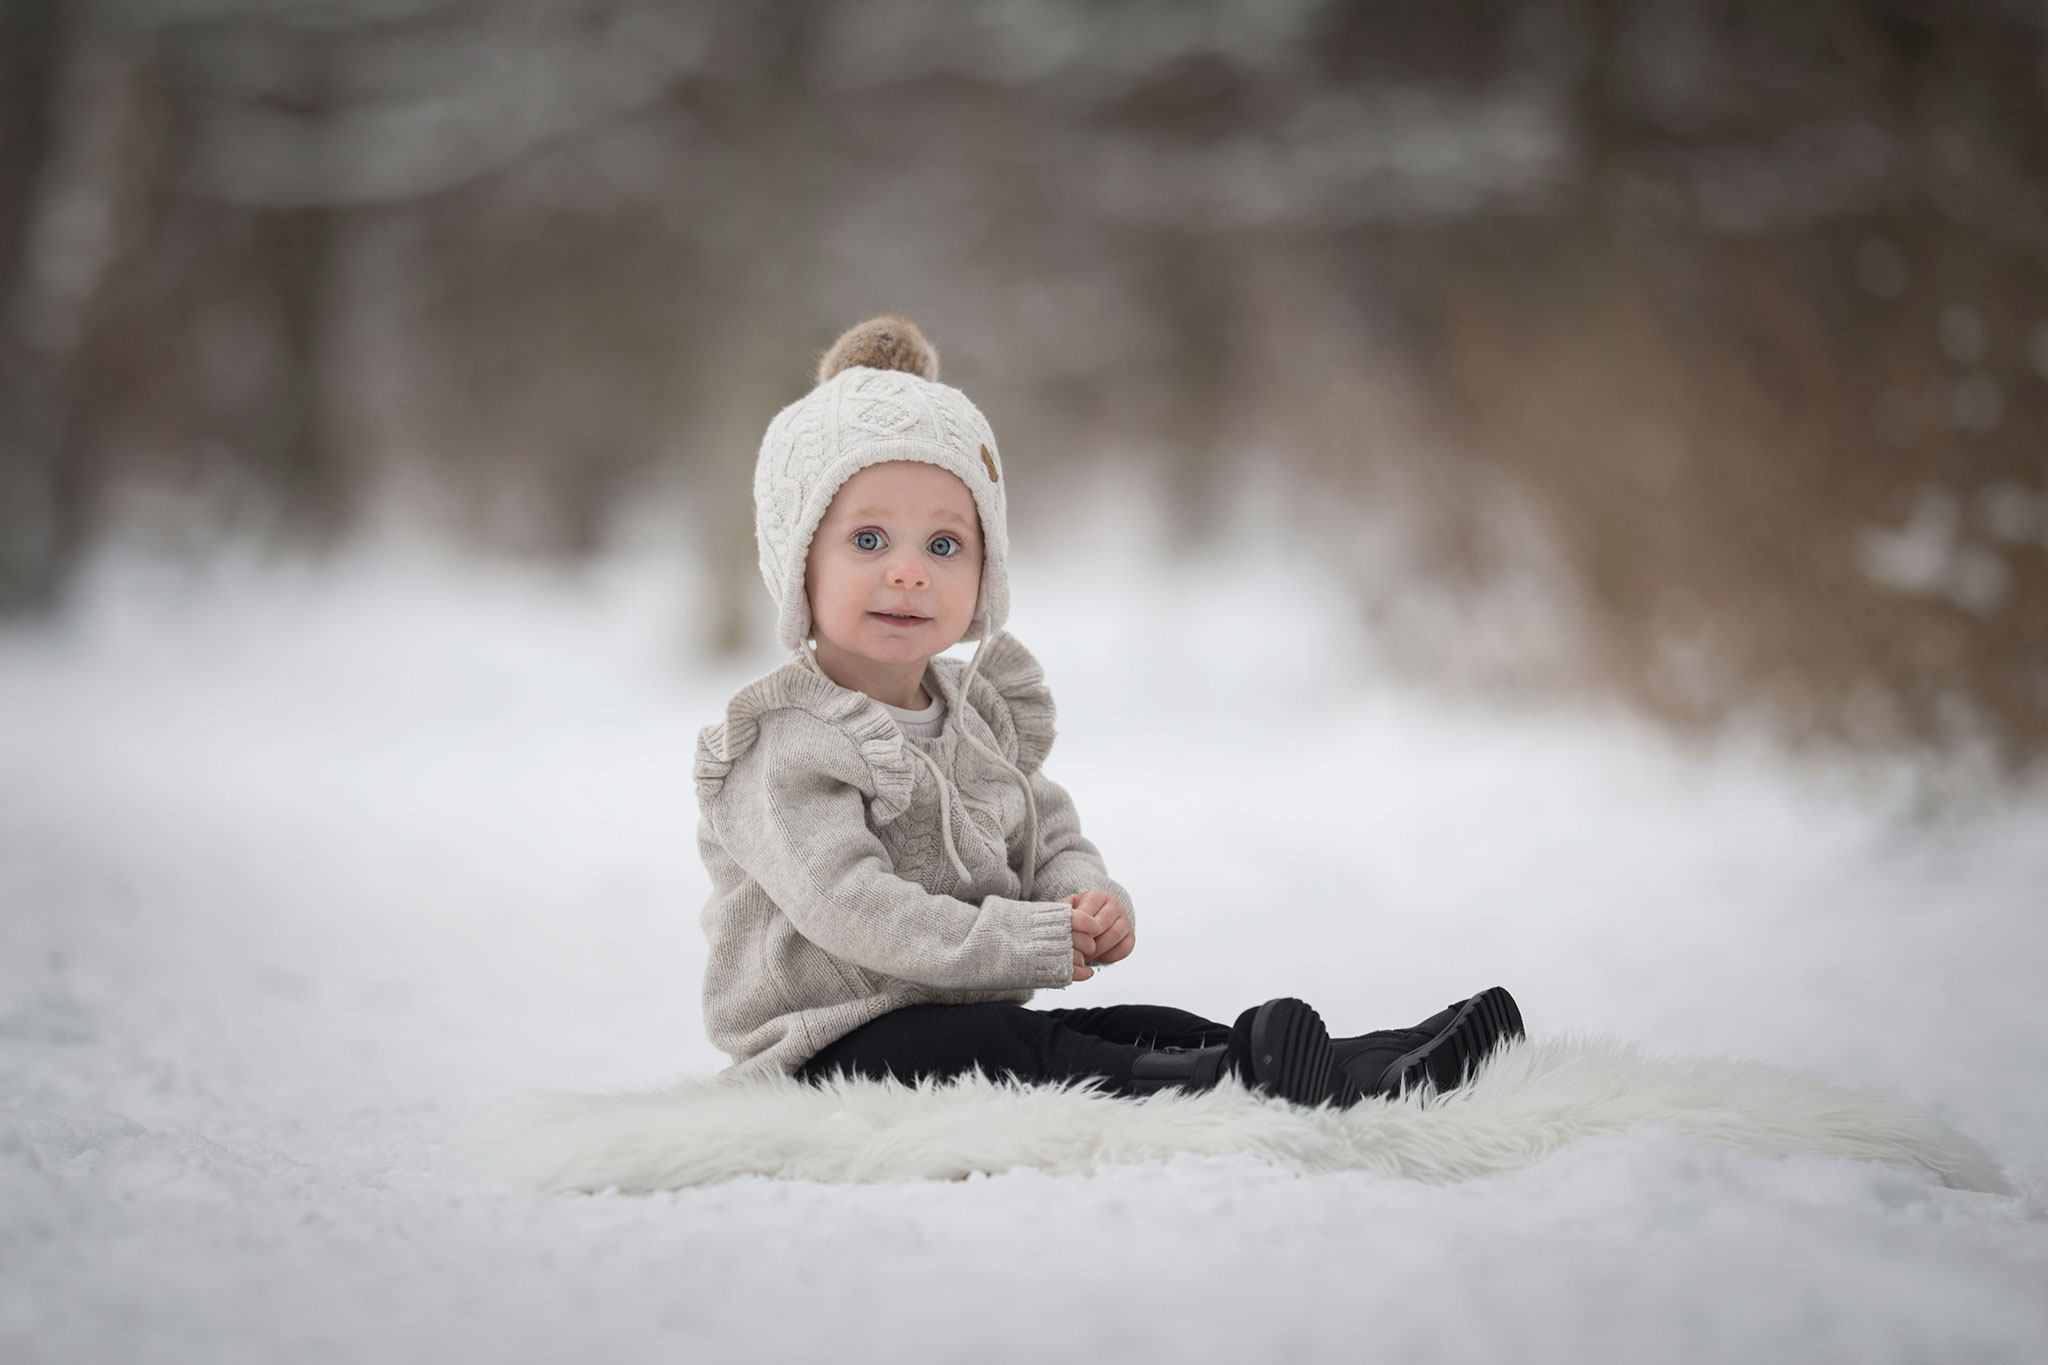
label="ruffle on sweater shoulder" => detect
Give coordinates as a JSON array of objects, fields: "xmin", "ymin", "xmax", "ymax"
[
  {"xmin": 693, "ymin": 660, "xmax": 917, "ymax": 823},
  {"xmin": 945, "ymin": 630, "xmax": 1058, "ymax": 774}
]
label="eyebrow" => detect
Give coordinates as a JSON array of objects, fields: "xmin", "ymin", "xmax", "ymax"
[{"xmin": 842, "ymin": 507, "xmax": 977, "ymax": 533}]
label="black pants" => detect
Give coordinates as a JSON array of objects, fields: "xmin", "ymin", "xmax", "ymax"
[{"xmin": 796, "ymin": 1002, "xmax": 1231, "ymax": 1097}]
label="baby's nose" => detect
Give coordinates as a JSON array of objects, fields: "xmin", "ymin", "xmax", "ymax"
[{"xmin": 886, "ymin": 558, "xmax": 927, "ymax": 588}]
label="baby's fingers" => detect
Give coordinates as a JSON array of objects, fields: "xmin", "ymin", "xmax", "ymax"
[
  {"xmin": 1094, "ymin": 915, "xmax": 1136, "ymax": 964},
  {"xmin": 1071, "ymin": 949, "xmax": 1094, "ymax": 982},
  {"xmin": 1068, "ymin": 907, "xmax": 1101, "ymax": 953}
]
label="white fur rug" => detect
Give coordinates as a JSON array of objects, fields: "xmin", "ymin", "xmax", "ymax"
[{"xmin": 462, "ymin": 1037, "xmax": 2010, "ymax": 1195}]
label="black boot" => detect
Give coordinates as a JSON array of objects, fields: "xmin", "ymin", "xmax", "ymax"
[
  {"xmin": 1229, "ymin": 997, "xmax": 1341, "ymax": 1107},
  {"xmin": 1127, "ymin": 998, "xmax": 1341, "ymax": 1107},
  {"xmin": 1331, "ymin": 986, "xmax": 1525, "ymax": 1100},
  {"xmin": 1128, "ymin": 1044, "xmax": 1233, "ymax": 1096}
]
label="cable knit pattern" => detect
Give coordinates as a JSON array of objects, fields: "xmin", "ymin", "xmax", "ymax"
[{"xmin": 695, "ymin": 632, "xmax": 1132, "ymax": 1077}]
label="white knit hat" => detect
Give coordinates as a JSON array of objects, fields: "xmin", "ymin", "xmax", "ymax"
[{"xmin": 753, "ymin": 316, "xmax": 1009, "ymax": 654}]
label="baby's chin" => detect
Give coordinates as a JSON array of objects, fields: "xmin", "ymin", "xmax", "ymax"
[
  {"xmin": 861, "ymin": 635, "xmax": 962, "ymax": 663},
  {"xmin": 822, "ymin": 629, "xmax": 964, "ymax": 665}
]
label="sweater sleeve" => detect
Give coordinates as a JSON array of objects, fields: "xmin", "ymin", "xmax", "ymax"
[
  {"xmin": 1026, "ymin": 768, "xmax": 1136, "ymax": 922},
  {"xmin": 709, "ymin": 707, "xmax": 1076, "ymax": 992}
]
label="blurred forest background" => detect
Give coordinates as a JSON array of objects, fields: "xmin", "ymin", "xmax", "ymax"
[{"xmin": 2, "ymin": 0, "xmax": 2045, "ymax": 774}]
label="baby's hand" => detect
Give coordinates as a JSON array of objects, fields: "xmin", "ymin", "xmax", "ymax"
[
  {"xmin": 1068, "ymin": 906, "xmax": 1098, "ymax": 981},
  {"xmin": 1065, "ymin": 890, "xmax": 1135, "ymax": 972}
]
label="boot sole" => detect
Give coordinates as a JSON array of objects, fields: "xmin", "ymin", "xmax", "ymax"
[
  {"xmin": 1378, "ymin": 986, "xmax": 1523, "ymax": 1098},
  {"xmin": 1246, "ymin": 998, "xmax": 1337, "ymax": 1107}
]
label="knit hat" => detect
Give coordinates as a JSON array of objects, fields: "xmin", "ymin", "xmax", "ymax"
[{"xmin": 753, "ymin": 316, "xmax": 1009, "ymax": 654}]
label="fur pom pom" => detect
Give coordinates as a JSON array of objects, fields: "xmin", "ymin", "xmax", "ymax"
[{"xmin": 817, "ymin": 315, "xmax": 940, "ymax": 384}]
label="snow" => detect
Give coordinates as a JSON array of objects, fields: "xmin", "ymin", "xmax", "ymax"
[{"xmin": 3, "ymin": 537, "xmax": 2046, "ymax": 1364}]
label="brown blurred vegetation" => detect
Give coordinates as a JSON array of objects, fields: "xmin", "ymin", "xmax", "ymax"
[{"xmin": 2, "ymin": 0, "xmax": 2045, "ymax": 772}]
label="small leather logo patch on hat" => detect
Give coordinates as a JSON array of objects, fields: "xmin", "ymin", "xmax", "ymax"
[{"xmin": 979, "ymin": 444, "xmax": 999, "ymax": 482}]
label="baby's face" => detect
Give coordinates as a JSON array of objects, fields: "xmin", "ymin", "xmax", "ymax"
[{"xmin": 805, "ymin": 460, "xmax": 983, "ymax": 669}]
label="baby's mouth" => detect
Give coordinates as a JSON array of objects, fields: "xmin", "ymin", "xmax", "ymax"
[{"xmin": 870, "ymin": 611, "xmax": 928, "ymax": 624}]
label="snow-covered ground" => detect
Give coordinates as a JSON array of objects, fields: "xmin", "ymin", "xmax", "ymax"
[{"xmin": 3, "ymin": 535, "xmax": 2046, "ymax": 1364}]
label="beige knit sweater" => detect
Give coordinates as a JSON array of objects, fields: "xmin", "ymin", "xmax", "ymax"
[{"xmin": 694, "ymin": 631, "xmax": 1135, "ymax": 1076}]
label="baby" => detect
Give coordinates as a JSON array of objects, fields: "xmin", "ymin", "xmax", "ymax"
[{"xmin": 694, "ymin": 315, "xmax": 1522, "ymax": 1105}]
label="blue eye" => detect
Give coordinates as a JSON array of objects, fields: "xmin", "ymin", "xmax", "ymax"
[
  {"xmin": 852, "ymin": 530, "xmax": 883, "ymax": 551},
  {"xmin": 929, "ymin": 535, "xmax": 961, "ymax": 558}
]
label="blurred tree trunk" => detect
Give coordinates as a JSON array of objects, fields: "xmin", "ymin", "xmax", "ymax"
[
  {"xmin": 0, "ymin": 0, "xmax": 57, "ymax": 303},
  {"xmin": 251, "ymin": 202, "xmax": 348, "ymax": 543},
  {"xmin": 698, "ymin": 0, "xmax": 827, "ymax": 659},
  {"xmin": 1142, "ymin": 228, "xmax": 1235, "ymax": 549},
  {"xmin": 0, "ymin": 12, "xmax": 154, "ymax": 614},
  {"xmin": 0, "ymin": 0, "xmax": 67, "ymax": 612}
]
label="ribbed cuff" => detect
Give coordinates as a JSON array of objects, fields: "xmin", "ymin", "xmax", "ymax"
[{"xmin": 989, "ymin": 896, "xmax": 1081, "ymax": 990}]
